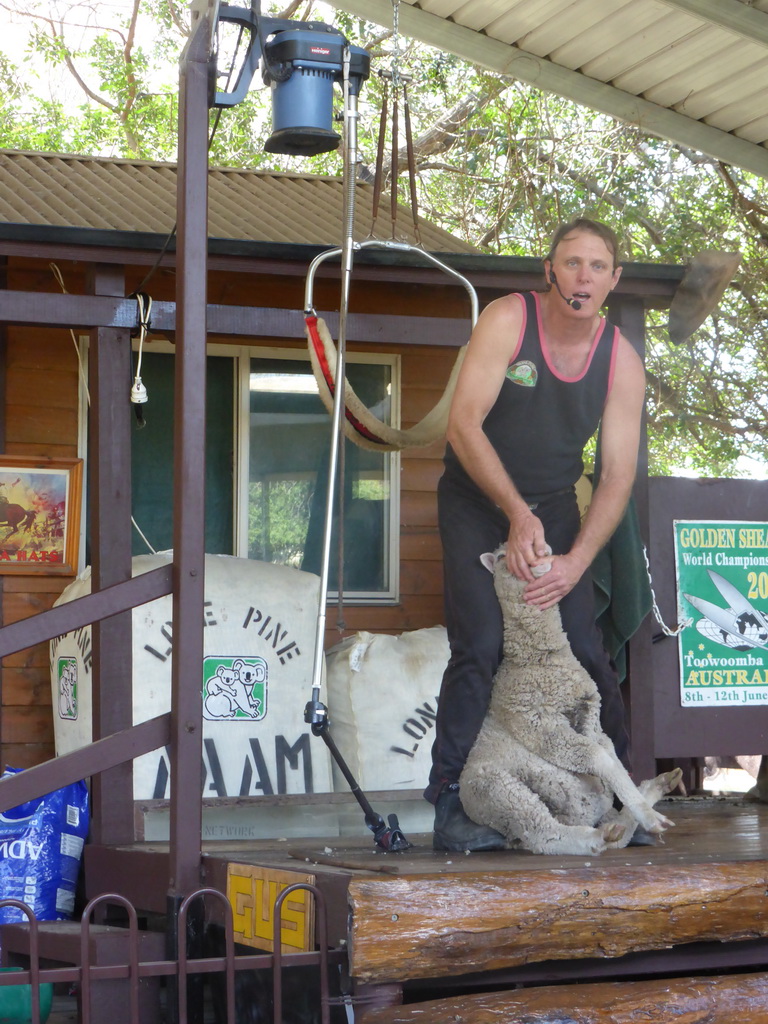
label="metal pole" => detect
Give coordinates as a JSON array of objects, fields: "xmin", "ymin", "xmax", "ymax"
[{"xmin": 308, "ymin": 50, "xmax": 358, "ymax": 711}]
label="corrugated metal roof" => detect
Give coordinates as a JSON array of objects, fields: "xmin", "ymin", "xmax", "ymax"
[
  {"xmin": 328, "ymin": 0, "xmax": 768, "ymax": 179},
  {"xmin": 0, "ymin": 149, "xmax": 476, "ymax": 253}
]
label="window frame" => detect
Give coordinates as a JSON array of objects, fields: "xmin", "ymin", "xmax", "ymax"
[
  {"xmin": 237, "ymin": 343, "xmax": 401, "ymax": 604},
  {"xmin": 125, "ymin": 338, "xmax": 401, "ymax": 604}
]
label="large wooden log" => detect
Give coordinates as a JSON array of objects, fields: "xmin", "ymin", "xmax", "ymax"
[
  {"xmin": 348, "ymin": 861, "xmax": 768, "ymax": 982},
  {"xmin": 358, "ymin": 971, "xmax": 768, "ymax": 1023}
]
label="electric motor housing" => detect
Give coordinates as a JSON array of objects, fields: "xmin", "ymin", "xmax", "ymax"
[{"xmin": 263, "ymin": 30, "xmax": 371, "ymax": 155}]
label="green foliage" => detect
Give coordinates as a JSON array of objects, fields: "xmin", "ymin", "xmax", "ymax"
[
  {"xmin": 1, "ymin": 0, "xmax": 767, "ymax": 477},
  {"xmin": 248, "ymin": 479, "xmax": 312, "ymax": 565}
]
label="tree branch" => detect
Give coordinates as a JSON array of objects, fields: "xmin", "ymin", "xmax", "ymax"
[
  {"xmin": 645, "ymin": 367, "xmax": 757, "ymax": 437},
  {"xmin": 278, "ymin": 0, "xmax": 310, "ymax": 19},
  {"xmin": 716, "ymin": 162, "xmax": 768, "ymax": 246},
  {"xmin": 547, "ymin": 155, "xmax": 665, "ymax": 248},
  {"xmin": 165, "ymin": 0, "xmax": 189, "ymax": 37},
  {"xmin": 364, "ymin": 77, "xmax": 507, "ymax": 182},
  {"xmin": 46, "ymin": 19, "xmax": 118, "ymax": 114}
]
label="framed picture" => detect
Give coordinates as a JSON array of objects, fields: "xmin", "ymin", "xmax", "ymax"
[{"xmin": 0, "ymin": 456, "xmax": 83, "ymax": 575}]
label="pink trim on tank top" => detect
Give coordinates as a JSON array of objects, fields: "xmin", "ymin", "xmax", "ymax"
[{"xmin": 532, "ymin": 291, "xmax": 607, "ymax": 382}]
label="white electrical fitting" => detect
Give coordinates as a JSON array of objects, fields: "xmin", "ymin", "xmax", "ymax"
[{"xmin": 132, "ymin": 293, "xmax": 153, "ymax": 407}]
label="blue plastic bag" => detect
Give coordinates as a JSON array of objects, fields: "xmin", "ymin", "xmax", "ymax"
[{"xmin": 0, "ymin": 768, "xmax": 89, "ymax": 927}]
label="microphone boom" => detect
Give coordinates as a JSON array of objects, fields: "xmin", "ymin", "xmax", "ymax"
[{"xmin": 550, "ymin": 270, "xmax": 581, "ymax": 310}]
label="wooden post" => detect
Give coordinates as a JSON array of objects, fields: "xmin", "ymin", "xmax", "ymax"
[
  {"xmin": 168, "ymin": 1, "xmax": 212, "ymax": 903},
  {"xmin": 164, "ymin": 13, "xmax": 212, "ymax": 1023},
  {"xmin": 607, "ymin": 294, "xmax": 656, "ymax": 782},
  {"xmin": 88, "ymin": 264, "xmax": 135, "ymax": 845},
  {"xmin": 0, "ymin": 255, "xmax": 6, "ymax": 765}
]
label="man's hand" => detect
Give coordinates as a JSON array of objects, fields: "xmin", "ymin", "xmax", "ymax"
[
  {"xmin": 506, "ymin": 509, "xmax": 550, "ymax": 582},
  {"xmin": 523, "ymin": 552, "xmax": 587, "ymax": 609}
]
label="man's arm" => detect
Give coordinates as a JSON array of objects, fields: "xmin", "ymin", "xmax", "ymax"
[
  {"xmin": 446, "ymin": 294, "xmax": 550, "ymax": 581},
  {"xmin": 524, "ymin": 334, "xmax": 646, "ymax": 609}
]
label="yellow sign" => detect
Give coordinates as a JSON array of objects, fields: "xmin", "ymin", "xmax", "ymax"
[{"xmin": 226, "ymin": 863, "xmax": 316, "ymax": 953}]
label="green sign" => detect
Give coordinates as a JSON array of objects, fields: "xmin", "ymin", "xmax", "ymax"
[
  {"xmin": 675, "ymin": 521, "xmax": 768, "ymax": 707},
  {"xmin": 202, "ymin": 655, "xmax": 267, "ymax": 722}
]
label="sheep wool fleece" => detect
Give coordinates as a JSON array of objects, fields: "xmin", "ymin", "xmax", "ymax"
[{"xmin": 458, "ymin": 552, "xmax": 680, "ymax": 855}]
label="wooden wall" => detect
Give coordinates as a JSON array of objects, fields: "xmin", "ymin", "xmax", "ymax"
[
  {"xmin": 0, "ymin": 255, "xmax": 456, "ymax": 768},
  {"xmin": 2, "ymin": 318, "xmax": 79, "ymax": 767}
]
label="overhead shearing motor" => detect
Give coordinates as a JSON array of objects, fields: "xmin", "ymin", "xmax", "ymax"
[{"xmin": 213, "ymin": 3, "xmax": 370, "ymax": 155}]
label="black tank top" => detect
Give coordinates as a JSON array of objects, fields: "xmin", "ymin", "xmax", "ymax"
[{"xmin": 444, "ymin": 291, "xmax": 619, "ymax": 502}]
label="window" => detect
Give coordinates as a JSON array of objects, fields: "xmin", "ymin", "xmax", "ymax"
[
  {"xmin": 243, "ymin": 350, "xmax": 399, "ymax": 600},
  {"xmin": 130, "ymin": 349, "xmax": 235, "ymax": 557},
  {"xmin": 130, "ymin": 344, "xmax": 399, "ymax": 601}
]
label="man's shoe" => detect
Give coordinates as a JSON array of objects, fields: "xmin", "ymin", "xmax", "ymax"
[
  {"xmin": 627, "ymin": 825, "xmax": 658, "ymax": 847},
  {"xmin": 433, "ymin": 784, "xmax": 506, "ymax": 852}
]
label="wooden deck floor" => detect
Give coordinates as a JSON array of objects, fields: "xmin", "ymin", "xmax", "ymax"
[
  {"xmin": 78, "ymin": 796, "xmax": 768, "ymax": 1020},
  {"xmin": 202, "ymin": 794, "xmax": 768, "ymax": 991},
  {"xmin": 196, "ymin": 794, "xmax": 768, "ymax": 873},
  {"xmin": 91, "ymin": 795, "xmax": 768, "ymax": 909}
]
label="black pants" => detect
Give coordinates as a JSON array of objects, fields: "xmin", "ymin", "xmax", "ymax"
[{"xmin": 425, "ymin": 473, "xmax": 630, "ymax": 804}]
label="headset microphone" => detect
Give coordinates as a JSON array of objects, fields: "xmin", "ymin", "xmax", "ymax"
[{"xmin": 549, "ymin": 270, "xmax": 582, "ymax": 310}]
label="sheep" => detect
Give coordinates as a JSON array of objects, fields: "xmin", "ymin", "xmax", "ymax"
[{"xmin": 459, "ymin": 546, "xmax": 681, "ymax": 855}]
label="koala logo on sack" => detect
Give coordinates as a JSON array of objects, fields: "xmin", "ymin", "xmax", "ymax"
[
  {"xmin": 57, "ymin": 658, "xmax": 78, "ymax": 720},
  {"xmin": 202, "ymin": 656, "xmax": 267, "ymax": 721}
]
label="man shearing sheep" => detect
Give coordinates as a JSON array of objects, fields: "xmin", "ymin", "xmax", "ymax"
[{"xmin": 426, "ymin": 218, "xmax": 648, "ymax": 852}]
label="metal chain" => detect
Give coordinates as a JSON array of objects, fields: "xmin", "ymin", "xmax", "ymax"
[
  {"xmin": 642, "ymin": 543, "xmax": 692, "ymax": 637},
  {"xmin": 391, "ymin": 0, "xmax": 401, "ymax": 91}
]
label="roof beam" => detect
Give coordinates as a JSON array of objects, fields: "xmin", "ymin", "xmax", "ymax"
[
  {"xmin": 327, "ymin": 0, "xmax": 768, "ymax": 179},
  {"xmin": 0, "ymin": 289, "xmax": 474, "ymax": 345},
  {"xmin": 655, "ymin": 0, "xmax": 768, "ymax": 48}
]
